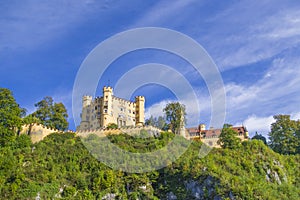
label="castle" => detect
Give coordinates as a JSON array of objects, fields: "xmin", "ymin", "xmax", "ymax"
[
  {"xmin": 76, "ymin": 86, "xmax": 145, "ymax": 131},
  {"xmin": 20, "ymin": 86, "xmax": 249, "ymax": 148},
  {"xmin": 187, "ymin": 124, "xmax": 249, "ymax": 147}
]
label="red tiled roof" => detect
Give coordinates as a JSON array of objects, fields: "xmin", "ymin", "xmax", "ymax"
[{"xmin": 187, "ymin": 126, "xmax": 247, "ymax": 138}]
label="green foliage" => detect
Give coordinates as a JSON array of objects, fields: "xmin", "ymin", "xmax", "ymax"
[
  {"xmin": 163, "ymin": 102, "xmax": 186, "ymax": 134},
  {"xmin": 22, "ymin": 114, "xmax": 41, "ymax": 135},
  {"xmin": 218, "ymin": 126, "xmax": 241, "ymax": 149},
  {"xmin": 268, "ymin": 115, "xmax": 300, "ymax": 155},
  {"xmin": 145, "ymin": 115, "xmax": 168, "ymax": 130},
  {"xmin": 32, "ymin": 96, "xmax": 69, "ymax": 131},
  {"xmin": 0, "ymin": 88, "xmax": 24, "ymax": 147},
  {"xmin": 14, "ymin": 134, "xmax": 32, "ymax": 149},
  {"xmin": 106, "ymin": 123, "xmax": 118, "ymax": 129},
  {"xmin": 252, "ymin": 132, "xmax": 267, "ymax": 145},
  {"xmin": 0, "ymin": 132, "xmax": 299, "ymax": 199}
]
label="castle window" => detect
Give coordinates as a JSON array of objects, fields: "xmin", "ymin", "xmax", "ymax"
[
  {"xmin": 95, "ymin": 106, "xmax": 97, "ymax": 110},
  {"xmin": 104, "ymin": 109, "xmax": 107, "ymax": 113},
  {"xmin": 209, "ymin": 141, "xmax": 213, "ymax": 146},
  {"xmin": 133, "ymin": 111, "xmax": 135, "ymax": 114},
  {"xmin": 105, "ymin": 95, "xmax": 108, "ymax": 99},
  {"xmin": 120, "ymin": 108, "xmax": 123, "ymax": 111},
  {"xmin": 129, "ymin": 109, "xmax": 131, "ymax": 113}
]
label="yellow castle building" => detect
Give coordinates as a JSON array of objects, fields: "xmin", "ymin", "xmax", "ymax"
[{"xmin": 77, "ymin": 86, "xmax": 145, "ymax": 131}]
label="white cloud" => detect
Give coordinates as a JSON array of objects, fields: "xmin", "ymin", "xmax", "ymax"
[
  {"xmin": 144, "ymin": 90, "xmax": 213, "ymax": 128},
  {"xmin": 235, "ymin": 115, "xmax": 275, "ymax": 137},
  {"xmin": 225, "ymin": 54, "xmax": 300, "ymax": 133},
  {"xmin": 236, "ymin": 111, "xmax": 300, "ymax": 138},
  {"xmin": 0, "ymin": 0, "xmax": 126, "ymax": 52},
  {"xmin": 132, "ymin": 0, "xmax": 199, "ymax": 27},
  {"xmin": 291, "ymin": 112, "xmax": 300, "ymax": 121},
  {"xmin": 145, "ymin": 100, "xmax": 170, "ymax": 119},
  {"xmin": 203, "ymin": 2, "xmax": 300, "ymax": 69}
]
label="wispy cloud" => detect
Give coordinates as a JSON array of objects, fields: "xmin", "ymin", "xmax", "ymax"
[
  {"xmin": 225, "ymin": 51, "xmax": 300, "ymax": 132},
  {"xmin": 132, "ymin": 0, "xmax": 199, "ymax": 27},
  {"xmin": 0, "ymin": 0, "xmax": 125, "ymax": 52},
  {"xmin": 235, "ymin": 115, "xmax": 275, "ymax": 137},
  {"xmin": 206, "ymin": 2, "xmax": 300, "ymax": 69},
  {"xmin": 235, "ymin": 111, "xmax": 300, "ymax": 138}
]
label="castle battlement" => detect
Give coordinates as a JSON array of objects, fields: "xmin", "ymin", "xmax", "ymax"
[
  {"xmin": 77, "ymin": 86, "xmax": 145, "ymax": 131},
  {"xmin": 76, "ymin": 125, "xmax": 162, "ymax": 138}
]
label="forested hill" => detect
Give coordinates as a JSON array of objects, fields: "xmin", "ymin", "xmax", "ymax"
[{"xmin": 0, "ymin": 132, "xmax": 299, "ymax": 199}]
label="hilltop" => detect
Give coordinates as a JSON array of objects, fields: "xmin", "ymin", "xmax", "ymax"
[{"xmin": 0, "ymin": 132, "xmax": 299, "ymax": 199}]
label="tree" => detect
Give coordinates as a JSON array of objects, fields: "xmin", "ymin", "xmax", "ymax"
[
  {"xmin": 32, "ymin": 96, "xmax": 68, "ymax": 131},
  {"xmin": 51, "ymin": 102, "xmax": 68, "ymax": 131},
  {"xmin": 218, "ymin": 125, "xmax": 241, "ymax": 149},
  {"xmin": 145, "ymin": 115, "xmax": 168, "ymax": 130},
  {"xmin": 163, "ymin": 102, "xmax": 186, "ymax": 134},
  {"xmin": 107, "ymin": 123, "xmax": 118, "ymax": 129},
  {"xmin": 145, "ymin": 116, "xmax": 156, "ymax": 126},
  {"xmin": 252, "ymin": 132, "xmax": 267, "ymax": 145},
  {"xmin": 22, "ymin": 114, "xmax": 41, "ymax": 135},
  {"xmin": 0, "ymin": 88, "xmax": 23, "ymax": 146},
  {"xmin": 268, "ymin": 115, "xmax": 300, "ymax": 155},
  {"xmin": 157, "ymin": 116, "xmax": 168, "ymax": 130}
]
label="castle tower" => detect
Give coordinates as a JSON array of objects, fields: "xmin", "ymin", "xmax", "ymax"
[
  {"xmin": 101, "ymin": 86, "xmax": 113, "ymax": 127},
  {"xmin": 178, "ymin": 107, "xmax": 186, "ymax": 137},
  {"xmin": 199, "ymin": 124, "xmax": 206, "ymax": 131},
  {"xmin": 82, "ymin": 95, "xmax": 92, "ymax": 107},
  {"xmin": 135, "ymin": 96, "xmax": 145, "ymax": 126},
  {"xmin": 79, "ymin": 95, "xmax": 93, "ymax": 129}
]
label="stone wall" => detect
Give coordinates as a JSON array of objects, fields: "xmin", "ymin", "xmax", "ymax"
[
  {"xmin": 20, "ymin": 123, "xmax": 61, "ymax": 143},
  {"xmin": 76, "ymin": 125, "xmax": 162, "ymax": 138}
]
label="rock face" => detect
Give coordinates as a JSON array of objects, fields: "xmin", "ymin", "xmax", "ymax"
[
  {"xmin": 101, "ymin": 193, "xmax": 116, "ymax": 200},
  {"xmin": 165, "ymin": 176, "xmax": 235, "ymax": 200},
  {"xmin": 184, "ymin": 176, "xmax": 224, "ymax": 200},
  {"xmin": 264, "ymin": 159, "xmax": 287, "ymax": 185},
  {"xmin": 166, "ymin": 191, "xmax": 177, "ymax": 200}
]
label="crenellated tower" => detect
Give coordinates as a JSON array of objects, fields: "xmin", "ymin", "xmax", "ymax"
[
  {"xmin": 101, "ymin": 86, "xmax": 113, "ymax": 127},
  {"xmin": 135, "ymin": 96, "xmax": 145, "ymax": 126}
]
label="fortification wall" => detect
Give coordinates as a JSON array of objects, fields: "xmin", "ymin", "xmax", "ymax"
[
  {"xmin": 76, "ymin": 125, "xmax": 162, "ymax": 138},
  {"xmin": 20, "ymin": 123, "xmax": 61, "ymax": 143}
]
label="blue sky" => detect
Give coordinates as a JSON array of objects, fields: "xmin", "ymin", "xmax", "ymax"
[{"xmin": 1, "ymin": 0, "xmax": 300, "ymax": 137}]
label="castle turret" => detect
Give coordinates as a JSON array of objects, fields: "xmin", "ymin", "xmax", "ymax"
[
  {"xmin": 178, "ymin": 107, "xmax": 186, "ymax": 137},
  {"xmin": 82, "ymin": 95, "xmax": 92, "ymax": 107},
  {"xmin": 79, "ymin": 95, "xmax": 93, "ymax": 130},
  {"xmin": 101, "ymin": 86, "xmax": 113, "ymax": 127},
  {"xmin": 135, "ymin": 96, "xmax": 145, "ymax": 126},
  {"xmin": 199, "ymin": 124, "xmax": 206, "ymax": 131}
]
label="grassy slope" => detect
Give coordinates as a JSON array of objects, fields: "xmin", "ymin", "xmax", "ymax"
[{"xmin": 0, "ymin": 132, "xmax": 299, "ymax": 199}]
